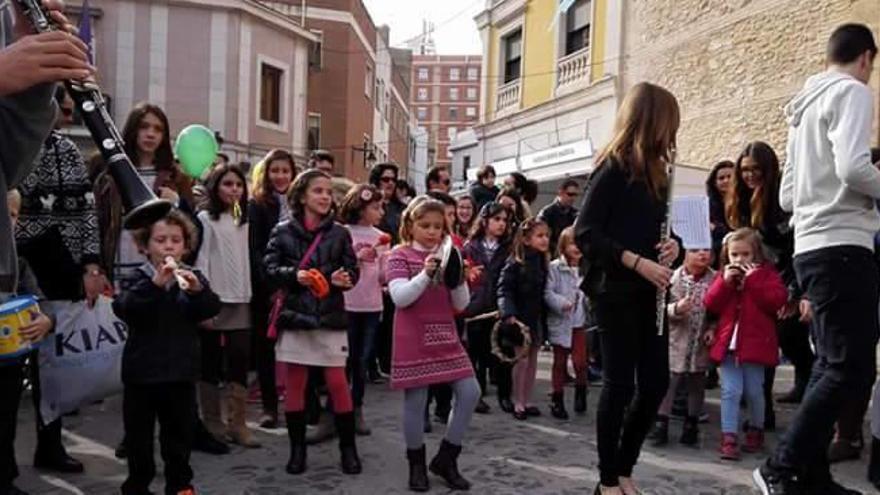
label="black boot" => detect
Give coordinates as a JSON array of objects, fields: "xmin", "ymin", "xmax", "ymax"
[
  {"xmin": 429, "ymin": 439, "xmax": 471, "ymax": 490},
  {"xmin": 335, "ymin": 412, "xmax": 362, "ymax": 475},
  {"xmin": 549, "ymin": 392, "xmax": 569, "ymax": 420},
  {"xmin": 680, "ymin": 416, "xmax": 699, "ymax": 446},
  {"xmin": 574, "ymin": 385, "xmax": 587, "ymax": 414},
  {"xmin": 647, "ymin": 415, "xmax": 669, "ymax": 447},
  {"xmin": 285, "ymin": 411, "xmax": 307, "ymax": 475},
  {"xmin": 764, "ymin": 405, "xmax": 776, "ymax": 432},
  {"xmin": 407, "ymin": 445, "xmax": 430, "ymax": 492},
  {"xmin": 869, "ymin": 436, "xmax": 880, "ymax": 490}
]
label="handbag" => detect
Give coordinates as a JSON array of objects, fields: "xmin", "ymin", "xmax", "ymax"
[{"xmin": 266, "ymin": 231, "xmax": 324, "ymax": 339}]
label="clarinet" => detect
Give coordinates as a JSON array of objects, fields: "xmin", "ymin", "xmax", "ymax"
[
  {"xmin": 656, "ymin": 153, "xmax": 677, "ymax": 336},
  {"xmin": 14, "ymin": 0, "xmax": 171, "ymax": 229}
]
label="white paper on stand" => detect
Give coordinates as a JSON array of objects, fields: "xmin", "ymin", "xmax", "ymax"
[{"xmin": 671, "ymin": 196, "xmax": 712, "ymax": 249}]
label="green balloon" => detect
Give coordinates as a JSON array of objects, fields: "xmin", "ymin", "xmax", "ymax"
[{"xmin": 175, "ymin": 124, "xmax": 218, "ymax": 178}]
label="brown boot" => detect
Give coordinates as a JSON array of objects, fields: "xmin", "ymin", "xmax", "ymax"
[
  {"xmin": 226, "ymin": 383, "xmax": 261, "ymax": 448},
  {"xmin": 198, "ymin": 382, "xmax": 226, "ymax": 439}
]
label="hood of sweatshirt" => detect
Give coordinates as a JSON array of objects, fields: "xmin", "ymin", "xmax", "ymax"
[{"xmin": 784, "ymin": 71, "xmax": 856, "ymax": 127}]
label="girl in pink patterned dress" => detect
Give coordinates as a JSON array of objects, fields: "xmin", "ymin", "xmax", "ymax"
[{"xmin": 386, "ymin": 196, "xmax": 480, "ymax": 492}]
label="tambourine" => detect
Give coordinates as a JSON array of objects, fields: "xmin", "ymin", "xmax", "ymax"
[
  {"xmin": 432, "ymin": 236, "xmax": 464, "ymax": 289},
  {"xmin": 491, "ymin": 318, "xmax": 532, "ymax": 363},
  {"xmin": 305, "ymin": 269, "xmax": 330, "ymax": 299}
]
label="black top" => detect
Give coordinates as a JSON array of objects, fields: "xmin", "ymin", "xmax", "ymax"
[
  {"xmin": 263, "ymin": 215, "xmax": 359, "ymax": 331},
  {"xmin": 378, "ymin": 199, "xmax": 405, "ymax": 245},
  {"xmin": 461, "ymin": 237, "xmax": 510, "ymax": 317},
  {"xmin": 469, "ymin": 183, "xmax": 500, "ymax": 212},
  {"xmin": 575, "ymin": 159, "xmax": 666, "ymax": 298},
  {"xmin": 497, "ymin": 248, "xmax": 548, "ymax": 337},
  {"xmin": 114, "ymin": 264, "xmax": 221, "ymax": 384}
]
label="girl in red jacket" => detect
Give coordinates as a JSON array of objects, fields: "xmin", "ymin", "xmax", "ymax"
[{"xmin": 705, "ymin": 228, "xmax": 787, "ymax": 461}]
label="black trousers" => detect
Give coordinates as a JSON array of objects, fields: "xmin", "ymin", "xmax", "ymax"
[
  {"xmin": 0, "ymin": 363, "xmax": 24, "ymax": 490},
  {"xmin": 27, "ymin": 352, "xmax": 65, "ymax": 459},
  {"xmin": 594, "ymin": 293, "xmax": 669, "ymax": 487},
  {"xmin": 253, "ymin": 303, "xmax": 278, "ymax": 415},
  {"xmin": 773, "ymin": 246, "xmax": 879, "ymax": 483},
  {"xmin": 777, "ymin": 314, "xmax": 815, "ymax": 392},
  {"xmin": 377, "ymin": 294, "xmax": 395, "ymax": 374},
  {"xmin": 122, "ymin": 382, "xmax": 196, "ymax": 495},
  {"xmin": 466, "ymin": 318, "xmax": 495, "ymax": 395},
  {"xmin": 200, "ymin": 330, "xmax": 251, "ymax": 387}
]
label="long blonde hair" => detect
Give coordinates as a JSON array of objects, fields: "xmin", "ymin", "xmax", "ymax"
[{"xmin": 594, "ymin": 82, "xmax": 680, "ymax": 199}]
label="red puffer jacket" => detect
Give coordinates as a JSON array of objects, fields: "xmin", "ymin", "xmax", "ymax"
[{"xmin": 705, "ymin": 264, "xmax": 788, "ymax": 367}]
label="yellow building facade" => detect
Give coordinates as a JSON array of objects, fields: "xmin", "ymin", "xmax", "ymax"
[{"xmin": 452, "ymin": 0, "xmax": 623, "ymax": 205}]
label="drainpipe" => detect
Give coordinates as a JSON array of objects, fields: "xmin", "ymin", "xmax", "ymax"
[{"xmin": 301, "ymin": 0, "xmax": 306, "ymax": 27}]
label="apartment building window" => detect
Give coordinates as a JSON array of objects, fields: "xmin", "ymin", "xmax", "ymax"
[
  {"xmin": 307, "ymin": 113, "xmax": 321, "ymax": 151},
  {"xmin": 259, "ymin": 62, "xmax": 283, "ymax": 124},
  {"xmin": 418, "ymin": 67, "xmax": 429, "ymax": 81},
  {"xmin": 449, "ymin": 67, "xmax": 460, "ymax": 81},
  {"xmin": 417, "ymin": 87, "xmax": 428, "ymax": 101},
  {"xmin": 463, "ymin": 155, "xmax": 471, "ymax": 177},
  {"xmin": 566, "ymin": 0, "xmax": 591, "ymax": 55},
  {"xmin": 467, "ymin": 67, "xmax": 478, "ymax": 81},
  {"xmin": 465, "ymin": 107, "xmax": 476, "ymax": 118},
  {"xmin": 365, "ymin": 64, "xmax": 374, "ymax": 98},
  {"xmin": 466, "ymin": 87, "xmax": 477, "ymax": 100},
  {"xmin": 417, "ymin": 107, "xmax": 428, "ymax": 120},
  {"xmin": 449, "ymin": 87, "xmax": 459, "ymax": 100},
  {"xmin": 375, "ymin": 79, "xmax": 383, "ymax": 110},
  {"xmin": 503, "ymin": 29, "xmax": 522, "ymax": 84},
  {"xmin": 308, "ymin": 30, "xmax": 323, "ymax": 69},
  {"xmin": 447, "ymin": 126, "xmax": 457, "ymax": 140},
  {"xmin": 449, "ymin": 107, "xmax": 458, "ymax": 119}
]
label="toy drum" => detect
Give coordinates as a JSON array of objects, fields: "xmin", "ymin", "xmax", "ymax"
[{"xmin": 0, "ymin": 295, "xmax": 39, "ymax": 361}]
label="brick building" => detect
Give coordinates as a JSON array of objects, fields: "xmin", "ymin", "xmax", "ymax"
[
  {"xmin": 620, "ymin": 0, "xmax": 880, "ymax": 168},
  {"xmin": 411, "ymin": 55, "xmax": 482, "ymax": 175},
  {"xmin": 262, "ymin": 0, "xmax": 411, "ymax": 181}
]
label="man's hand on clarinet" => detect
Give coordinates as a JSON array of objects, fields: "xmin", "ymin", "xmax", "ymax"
[{"xmin": 0, "ymin": 1, "xmax": 94, "ymax": 96}]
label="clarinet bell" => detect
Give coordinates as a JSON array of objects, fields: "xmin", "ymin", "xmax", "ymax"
[
  {"xmin": 122, "ymin": 198, "xmax": 173, "ymax": 230},
  {"xmin": 108, "ymin": 155, "xmax": 174, "ymax": 229}
]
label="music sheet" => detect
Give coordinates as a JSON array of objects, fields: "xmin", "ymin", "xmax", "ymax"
[{"xmin": 671, "ymin": 196, "xmax": 711, "ymax": 249}]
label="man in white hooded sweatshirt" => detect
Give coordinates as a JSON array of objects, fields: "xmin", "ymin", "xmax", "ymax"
[{"xmin": 754, "ymin": 24, "xmax": 878, "ymax": 495}]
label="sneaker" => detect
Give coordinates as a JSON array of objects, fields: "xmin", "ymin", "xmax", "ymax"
[
  {"xmin": 719, "ymin": 433, "xmax": 740, "ymax": 461},
  {"xmin": 742, "ymin": 428, "xmax": 765, "ymax": 453},
  {"xmin": 752, "ymin": 464, "xmax": 804, "ymax": 495}
]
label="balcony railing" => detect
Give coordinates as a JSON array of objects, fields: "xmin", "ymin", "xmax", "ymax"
[
  {"xmin": 556, "ymin": 47, "xmax": 591, "ymax": 94},
  {"xmin": 495, "ymin": 78, "xmax": 521, "ymax": 115}
]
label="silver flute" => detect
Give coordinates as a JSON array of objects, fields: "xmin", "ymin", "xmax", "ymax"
[
  {"xmin": 656, "ymin": 152, "xmax": 677, "ymax": 336},
  {"xmin": 14, "ymin": 0, "xmax": 171, "ymax": 229}
]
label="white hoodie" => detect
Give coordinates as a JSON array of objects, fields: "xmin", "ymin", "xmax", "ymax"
[{"xmin": 779, "ymin": 70, "xmax": 880, "ymax": 255}]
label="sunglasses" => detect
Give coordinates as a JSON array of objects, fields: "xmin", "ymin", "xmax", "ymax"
[
  {"xmin": 379, "ymin": 176, "xmax": 396, "ymax": 183},
  {"xmin": 60, "ymin": 107, "xmax": 74, "ymax": 117},
  {"xmin": 565, "ymin": 191, "xmax": 578, "ymax": 198}
]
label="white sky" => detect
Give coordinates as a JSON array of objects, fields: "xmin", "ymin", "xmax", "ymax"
[{"xmin": 362, "ymin": 0, "xmax": 484, "ymax": 55}]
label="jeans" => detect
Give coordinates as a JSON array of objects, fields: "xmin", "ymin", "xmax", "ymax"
[
  {"xmin": 773, "ymin": 246, "xmax": 879, "ymax": 482},
  {"xmin": 346, "ymin": 312, "xmax": 381, "ymax": 408},
  {"xmin": 719, "ymin": 355, "xmax": 765, "ymax": 434},
  {"xmin": 594, "ymin": 292, "xmax": 669, "ymax": 487}
]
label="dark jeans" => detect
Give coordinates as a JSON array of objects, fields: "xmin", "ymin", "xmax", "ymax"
[
  {"xmin": 254, "ymin": 321, "xmax": 278, "ymax": 414},
  {"xmin": 346, "ymin": 311, "xmax": 381, "ymax": 408},
  {"xmin": 122, "ymin": 382, "xmax": 196, "ymax": 495},
  {"xmin": 773, "ymin": 246, "xmax": 879, "ymax": 482},
  {"xmin": 200, "ymin": 330, "xmax": 251, "ymax": 387},
  {"xmin": 0, "ymin": 363, "xmax": 24, "ymax": 490},
  {"xmin": 777, "ymin": 315, "xmax": 815, "ymax": 392},
  {"xmin": 594, "ymin": 293, "xmax": 669, "ymax": 487},
  {"xmin": 466, "ymin": 318, "xmax": 494, "ymax": 395}
]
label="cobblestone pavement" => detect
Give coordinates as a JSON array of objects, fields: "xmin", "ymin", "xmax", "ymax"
[{"xmin": 13, "ymin": 354, "xmax": 877, "ymax": 494}]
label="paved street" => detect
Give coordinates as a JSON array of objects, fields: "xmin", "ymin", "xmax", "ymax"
[{"xmin": 13, "ymin": 354, "xmax": 876, "ymax": 494}]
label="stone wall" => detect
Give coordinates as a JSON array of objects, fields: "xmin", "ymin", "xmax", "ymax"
[{"xmin": 620, "ymin": 0, "xmax": 880, "ymax": 168}]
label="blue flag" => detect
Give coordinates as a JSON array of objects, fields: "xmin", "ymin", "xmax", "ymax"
[{"xmin": 78, "ymin": 0, "xmax": 93, "ymax": 64}]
